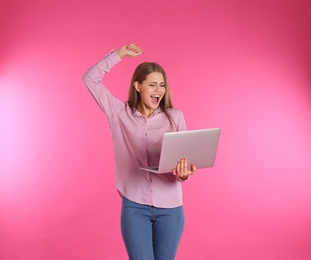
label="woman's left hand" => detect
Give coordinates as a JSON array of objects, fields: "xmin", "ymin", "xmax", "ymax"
[{"xmin": 172, "ymin": 158, "xmax": 196, "ymax": 181}]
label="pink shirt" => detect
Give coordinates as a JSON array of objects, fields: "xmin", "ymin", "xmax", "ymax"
[{"xmin": 83, "ymin": 50, "xmax": 187, "ymax": 208}]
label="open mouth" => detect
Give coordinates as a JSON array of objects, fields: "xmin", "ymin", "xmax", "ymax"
[{"xmin": 151, "ymin": 95, "xmax": 161, "ymax": 104}]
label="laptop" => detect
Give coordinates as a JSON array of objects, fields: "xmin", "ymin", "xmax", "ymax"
[{"xmin": 140, "ymin": 128, "xmax": 221, "ymax": 174}]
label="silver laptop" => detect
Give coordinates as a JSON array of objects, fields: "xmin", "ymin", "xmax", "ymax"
[{"xmin": 140, "ymin": 128, "xmax": 221, "ymax": 174}]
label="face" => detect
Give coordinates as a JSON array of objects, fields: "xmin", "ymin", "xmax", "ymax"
[{"xmin": 134, "ymin": 72, "xmax": 166, "ymax": 118}]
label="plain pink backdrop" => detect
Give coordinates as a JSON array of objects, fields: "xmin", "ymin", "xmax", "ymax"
[{"xmin": 1, "ymin": 0, "xmax": 311, "ymax": 259}]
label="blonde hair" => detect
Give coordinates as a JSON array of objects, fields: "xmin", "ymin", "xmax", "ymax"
[{"xmin": 128, "ymin": 62, "xmax": 175, "ymax": 130}]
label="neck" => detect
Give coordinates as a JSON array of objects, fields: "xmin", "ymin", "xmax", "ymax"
[{"xmin": 137, "ymin": 104, "xmax": 155, "ymax": 118}]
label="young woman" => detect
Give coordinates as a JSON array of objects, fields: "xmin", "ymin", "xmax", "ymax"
[{"xmin": 83, "ymin": 44, "xmax": 196, "ymax": 260}]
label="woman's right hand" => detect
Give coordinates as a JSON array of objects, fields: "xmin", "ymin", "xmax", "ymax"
[{"xmin": 117, "ymin": 43, "xmax": 143, "ymax": 58}]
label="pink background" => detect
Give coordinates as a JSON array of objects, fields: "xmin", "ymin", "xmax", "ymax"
[{"xmin": 1, "ymin": 0, "xmax": 311, "ymax": 259}]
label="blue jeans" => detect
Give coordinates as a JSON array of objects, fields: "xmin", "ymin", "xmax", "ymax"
[{"xmin": 121, "ymin": 196, "xmax": 185, "ymax": 260}]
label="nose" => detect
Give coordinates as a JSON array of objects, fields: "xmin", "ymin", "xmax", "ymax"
[{"xmin": 154, "ymin": 84, "xmax": 162, "ymax": 92}]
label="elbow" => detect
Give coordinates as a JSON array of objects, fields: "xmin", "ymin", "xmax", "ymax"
[
  {"xmin": 82, "ymin": 73, "xmax": 89, "ymax": 84},
  {"xmin": 82, "ymin": 73, "xmax": 93, "ymax": 90}
]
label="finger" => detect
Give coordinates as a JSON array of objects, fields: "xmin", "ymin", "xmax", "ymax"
[
  {"xmin": 190, "ymin": 164, "xmax": 196, "ymax": 175},
  {"xmin": 177, "ymin": 160, "xmax": 181, "ymax": 174},
  {"xmin": 135, "ymin": 47, "xmax": 143, "ymax": 53},
  {"xmin": 183, "ymin": 159, "xmax": 192, "ymax": 179},
  {"xmin": 128, "ymin": 46, "xmax": 141, "ymax": 52},
  {"xmin": 127, "ymin": 43, "xmax": 136, "ymax": 48},
  {"xmin": 127, "ymin": 44, "xmax": 142, "ymax": 53},
  {"xmin": 184, "ymin": 158, "xmax": 188, "ymax": 172},
  {"xmin": 182, "ymin": 158, "xmax": 188, "ymax": 178},
  {"xmin": 178, "ymin": 158, "xmax": 183, "ymax": 177}
]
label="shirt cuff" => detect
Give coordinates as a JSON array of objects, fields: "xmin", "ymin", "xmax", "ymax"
[{"xmin": 107, "ymin": 49, "xmax": 122, "ymax": 63}]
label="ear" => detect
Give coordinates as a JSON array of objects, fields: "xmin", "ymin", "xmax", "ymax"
[{"xmin": 134, "ymin": 81, "xmax": 141, "ymax": 92}]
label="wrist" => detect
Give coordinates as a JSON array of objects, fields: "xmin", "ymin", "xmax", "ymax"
[{"xmin": 116, "ymin": 49, "xmax": 124, "ymax": 58}]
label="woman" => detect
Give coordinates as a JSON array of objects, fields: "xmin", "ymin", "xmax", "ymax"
[{"xmin": 83, "ymin": 43, "xmax": 196, "ymax": 260}]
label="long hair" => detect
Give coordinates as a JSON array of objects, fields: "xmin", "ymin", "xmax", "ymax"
[{"xmin": 128, "ymin": 62, "xmax": 176, "ymax": 130}]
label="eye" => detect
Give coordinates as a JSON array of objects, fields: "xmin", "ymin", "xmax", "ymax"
[
  {"xmin": 160, "ymin": 84, "xmax": 166, "ymax": 88},
  {"xmin": 149, "ymin": 84, "xmax": 156, "ymax": 87}
]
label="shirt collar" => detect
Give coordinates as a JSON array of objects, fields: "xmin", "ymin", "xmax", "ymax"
[{"xmin": 132, "ymin": 107, "xmax": 162, "ymax": 119}]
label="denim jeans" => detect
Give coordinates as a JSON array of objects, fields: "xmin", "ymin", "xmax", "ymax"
[{"xmin": 121, "ymin": 196, "xmax": 185, "ymax": 260}]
